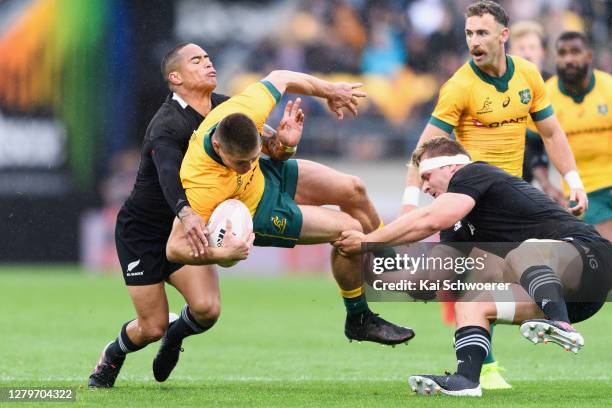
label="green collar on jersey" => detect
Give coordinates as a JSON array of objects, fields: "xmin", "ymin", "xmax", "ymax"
[
  {"xmin": 558, "ymin": 72, "xmax": 595, "ymax": 104},
  {"xmin": 469, "ymin": 55, "xmax": 515, "ymax": 93},
  {"xmin": 203, "ymin": 124, "xmax": 226, "ymax": 167}
]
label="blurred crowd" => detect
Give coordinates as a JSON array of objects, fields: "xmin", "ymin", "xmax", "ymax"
[{"xmin": 169, "ymin": 0, "xmax": 612, "ymax": 159}]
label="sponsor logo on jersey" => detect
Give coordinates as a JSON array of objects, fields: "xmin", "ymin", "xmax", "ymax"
[
  {"xmin": 126, "ymin": 271, "xmax": 144, "ymax": 277},
  {"xmin": 467, "ymin": 222, "xmax": 476, "ymax": 235},
  {"xmin": 519, "ymin": 88, "xmax": 531, "ymax": 104},
  {"xmin": 477, "ymin": 97, "xmax": 493, "ymax": 114},
  {"xmin": 127, "ymin": 259, "xmax": 140, "ymax": 272},
  {"xmin": 271, "ymin": 216, "xmax": 287, "ymax": 234},
  {"xmin": 486, "ymin": 115, "xmax": 528, "ymax": 128},
  {"xmin": 453, "ymin": 221, "xmax": 463, "ymax": 231}
]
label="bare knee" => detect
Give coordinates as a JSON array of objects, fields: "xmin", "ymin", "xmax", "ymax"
[
  {"xmin": 188, "ymin": 297, "xmax": 221, "ymax": 326},
  {"xmin": 138, "ymin": 320, "xmax": 168, "ymax": 343},
  {"xmin": 166, "ymin": 239, "xmax": 180, "ymax": 263},
  {"xmin": 341, "ymin": 212, "xmax": 363, "ymax": 233},
  {"xmin": 455, "ymin": 301, "xmax": 496, "ymax": 327},
  {"xmin": 503, "ymin": 248, "xmax": 525, "ymax": 282},
  {"xmin": 343, "ymin": 176, "xmax": 368, "ymax": 205}
]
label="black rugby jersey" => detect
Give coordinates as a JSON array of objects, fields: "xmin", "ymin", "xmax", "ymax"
[
  {"xmin": 441, "ymin": 162, "xmax": 602, "ymax": 256},
  {"xmin": 121, "ymin": 92, "xmax": 229, "ymax": 233}
]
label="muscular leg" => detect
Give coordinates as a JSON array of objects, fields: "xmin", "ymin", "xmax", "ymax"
[
  {"xmin": 298, "ymin": 205, "xmax": 363, "ymax": 290},
  {"xmin": 295, "ymin": 160, "xmax": 381, "ymax": 233},
  {"xmin": 504, "ymin": 240, "xmax": 583, "ymax": 322},
  {"xmin": 450, "ymin": 286, "xmax": 544, "ymax": 386},
  {"xmin": 297, "ymin": 204, "xmax": 414, "ymax": 344},
  {"xmin": 153, "ymin": 265, "xmax": 221, "ymax": 382},
  {"xmin": 168, "ymin": 264, "xmax": 221, "ymax": 329},
  {"xmin": 88, "ymin": 283, "xmax": 169, "ymax": 388},
  {"xmin": 126, "ymin": 283, "xmax": 170, "ymax": 345}
]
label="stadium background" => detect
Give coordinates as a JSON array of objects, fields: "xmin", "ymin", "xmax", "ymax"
[
  {"xmin": 1, "ymin": 1, "xmax": 611, "ymax": 405},
  {"xmin": 1, "ymin": 0, "xmax": 611, "ymax": 271}
]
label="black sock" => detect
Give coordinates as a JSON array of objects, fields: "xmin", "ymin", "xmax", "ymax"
[
  {"xmin": 520, "ymin": 265, "xmax": 569, "ymax": 323},
  {"xmin": 165, "ymin": 305, "xmax": 213, "ymax": 345},
  {"xmin": 105, "ymin": 321, "xmax": 145, "ymax": 364},
  {"xmin": 454, "ymin": 325, "xmax": 491, "ymax": 383}
]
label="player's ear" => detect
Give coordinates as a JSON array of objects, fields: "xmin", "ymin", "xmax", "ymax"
[
  {"xmin": 168, "ymin": 71, "xmax": 182, "ymax": 87},
  {"xmin": 500, "ymin": 26, "xmax": 510, "ymax": 43}
]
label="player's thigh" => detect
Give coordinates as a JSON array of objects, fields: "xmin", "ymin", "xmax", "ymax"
[
  {"xmin": 297, "ymin": 205, "xmax": 362, "ymax": 244},
  {"xmin": 127, "ymin": 283, "xmax": 169, "ymax": 328},
  {"xmin": 294, "ymin": 159, "xmax": 363, "ymax": 206},
  {"xmin": 167, "ymin": 264, "xmax": 221, "ymax": 317},
  {"xmin": 504, "ymin": 239, "xmax": 582, "ymax": 286}
]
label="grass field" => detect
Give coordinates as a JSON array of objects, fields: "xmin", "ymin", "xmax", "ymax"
[{"xmin": 1, "ymin": 266, "xmax": 610, "ymax": 407}]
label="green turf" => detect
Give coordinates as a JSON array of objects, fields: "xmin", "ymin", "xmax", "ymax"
[{"xmin": 0, "ymin": 266, "xmax": 610, "ymax": 407}]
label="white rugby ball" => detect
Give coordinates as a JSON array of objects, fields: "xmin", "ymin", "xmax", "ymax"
[{"xmin": 206, "ymin": 199, "xmax": 253, "ymax": 267}]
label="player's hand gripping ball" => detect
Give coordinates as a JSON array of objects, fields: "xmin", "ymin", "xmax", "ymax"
[{"xmin": 206, "ymin": 199, "xmax": 253, "ymax": 267}]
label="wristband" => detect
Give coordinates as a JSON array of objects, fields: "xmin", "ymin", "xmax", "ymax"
[
  {"xmin": 281, "ymin": 144, "xmax": 297, "ymax": 153},
  {"xmin": 401, "ymin": 186, "xmax": 420, "ymax": 206},
  {"xmin": 277, "ymin": 140, "xmax": 297, "ymax": 154},
  {"xmin": 563, "ymin": 170, "xmax": 584, "ymax": 190}
]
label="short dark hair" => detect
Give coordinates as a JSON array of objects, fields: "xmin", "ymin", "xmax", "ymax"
[
  {"xmin": 412, "ymin": 137, "xmax": 471, "ymax": 167},
  {"xmin": 466, "ymin": 1, "xmax": 509, "ymax": 27},
  {"xmin": 161, "ymin": 42, "xmax": 191, "ymax": 84},
  {"xmin": 556, "ymin": 31, "xmax": 589, "ymax": 49},
  {"xmin": 216, "ymin": 113, "xmax": 260, "ymax": 155}
]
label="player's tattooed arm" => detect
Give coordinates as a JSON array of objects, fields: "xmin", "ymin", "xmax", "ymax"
[{"xmin": 261, "ymin": 98, "xmax": 304, "ymax": 161}]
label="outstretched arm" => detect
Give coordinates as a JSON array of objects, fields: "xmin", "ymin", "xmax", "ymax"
[
  {"xmin": 262, "ymin": 70, "xmax": 366, "ymax": 119},
  {"xmin": 336, "ymin": 193, "xmax": 475, "ymax": 254}
]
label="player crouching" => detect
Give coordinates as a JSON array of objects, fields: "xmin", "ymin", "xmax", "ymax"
[{"xmin": 336, "ymin": 137, "xmax": 611, "ymax": 397}]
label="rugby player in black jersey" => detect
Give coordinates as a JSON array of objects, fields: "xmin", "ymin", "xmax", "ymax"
[
  {"xmin": 337, "ymin": 137, "xmax": 611, "ymax": 397},
  {"xmin": 88, "ymin": 43, "xmax": 254, "ymax": 388}
]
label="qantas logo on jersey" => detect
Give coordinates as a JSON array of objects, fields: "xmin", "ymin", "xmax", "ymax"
[
  {"xmin": 473, "ymin": 115, "xmax": 528, "ymax": 128},
  {"xmin": 518, "ymin": 89, "xmax": 531, "ymax": 104}
]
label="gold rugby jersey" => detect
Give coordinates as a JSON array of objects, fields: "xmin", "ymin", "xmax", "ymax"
[
  {"xmin": 546, "ymin": 70, "xmax": 612, "ymax": 193},
  {"xmin": 430, "ymin": 55, "xmax": 553, "ymax": 177},
  {"xmin": 180, "ymin": 80, "xmax": 281, "ymax": 220}
]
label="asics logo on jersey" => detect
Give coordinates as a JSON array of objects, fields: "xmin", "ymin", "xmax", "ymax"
[
  {"xmin": 127, "ymin": 260, "xmax": 140, "ymax": 272},
  {"xmin": 519, "ymin": 89, "xmax": 532, "ymax": 104},
  {"xmin": 502, "ymin": 97, "xmax": 510, "ymax": 108}
]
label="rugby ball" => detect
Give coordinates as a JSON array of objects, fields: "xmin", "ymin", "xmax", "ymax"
[{"xmin": 206, "ymin": 199, "xmax": 253, "ymax": 267}]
